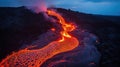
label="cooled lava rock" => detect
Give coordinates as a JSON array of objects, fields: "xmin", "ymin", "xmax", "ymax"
[{"xmin": 0, "ymin": 7, "xmax": 120, "ymax": 67}]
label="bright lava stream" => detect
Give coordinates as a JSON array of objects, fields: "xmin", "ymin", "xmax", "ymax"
[{"xmin": 0, "ymin": 9, "xmax": 79, "ymax": 67}]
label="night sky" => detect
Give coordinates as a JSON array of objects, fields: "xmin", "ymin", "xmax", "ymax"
[{"xmin": 0, "ymin": 0, "xmax": 120, "ymax": 16}]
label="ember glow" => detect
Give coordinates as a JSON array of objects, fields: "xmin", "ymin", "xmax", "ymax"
[
  {"xmin": 0, "ymin": 9, "xmax": 79, "ymax": 67},
  {"xmin": 47, "ymin": 10, "xmax": 76, "ymax": 42}
]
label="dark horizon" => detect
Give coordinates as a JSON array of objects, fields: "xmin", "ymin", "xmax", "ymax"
[
  {"xmin": 0, "ymin": 0, "xmax": 120, "ymax": 16},
  {"xmin": 0, "ymin": 6, "xmax": 120, "ymax": 17}
]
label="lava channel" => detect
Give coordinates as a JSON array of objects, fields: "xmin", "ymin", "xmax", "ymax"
[{"xmin": 0, "ymin": 9, "xmax": 79, "ymax": 67}]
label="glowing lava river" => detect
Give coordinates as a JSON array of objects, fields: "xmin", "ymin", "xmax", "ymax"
[{"xmin": 0, "ymin": 9, "xmax": 79, "ymax": 67}]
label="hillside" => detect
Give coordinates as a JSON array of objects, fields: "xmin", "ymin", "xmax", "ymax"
[{"xmin": 0, "ymin": 7, "xmax": 120, "ymax": 67}]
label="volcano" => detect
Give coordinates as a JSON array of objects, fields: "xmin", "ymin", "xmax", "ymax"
[{"xmin": 0, "ymin": 7, "xmax": 120, "ymax": 67}]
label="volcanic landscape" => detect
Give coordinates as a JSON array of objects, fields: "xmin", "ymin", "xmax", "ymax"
[{"xmin": 0, "ymin": 7, "xmax": 120, "ymax": 67}]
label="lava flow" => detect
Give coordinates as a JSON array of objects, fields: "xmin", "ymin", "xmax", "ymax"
[
  {"xmin": 47, "ymin": 9, "xmax": 76, "ymax": 42},
  {"xmin": 0, "ymin": 9, "xmax": 79, "ymax": 67}
]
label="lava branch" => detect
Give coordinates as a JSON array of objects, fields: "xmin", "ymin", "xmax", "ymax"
[
  {"xmin": 47, "ymin": 9, "xmax": 76, "ymax": 42},
  {"xmin": 0, "ymin": 9, "xmax": 79, "ymax": 67}
]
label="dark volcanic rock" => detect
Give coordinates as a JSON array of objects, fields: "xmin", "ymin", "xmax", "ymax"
[
  {"xmin": 0, "ymin": 7, "xmax": 120, "ymax": 67},
  {"xmin": 0, "ymin": 7, "xmax": 53, "ymax": 60},
  {"xmin": 55, "ymin": 8, "xmax": 120, "ymax": 67}
]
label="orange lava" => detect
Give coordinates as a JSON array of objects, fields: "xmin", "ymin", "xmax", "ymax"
[
  {"xmin": 0, "ymin": 9, "xmax": 79, "ymax": 67},
  {"xmin": 47, "ymin": 10, "xmax": 76, "ymax": 42},
  {"xmin": 51, "ymin": 28, "xmax": 56, "ymax": 32}
]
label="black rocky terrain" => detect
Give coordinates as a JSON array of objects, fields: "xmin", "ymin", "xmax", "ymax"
[{"xmin": 0, "ymin": 7, "xmax": 120, "ymax": 67}]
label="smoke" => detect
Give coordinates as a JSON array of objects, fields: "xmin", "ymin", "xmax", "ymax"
[
  {"xmin": 0, "ymin": 0, "xmax": 55, "ymax": 13},
  {"xmin": 18, "ymin": 0, "xmax": 48, "ymax": 13}
]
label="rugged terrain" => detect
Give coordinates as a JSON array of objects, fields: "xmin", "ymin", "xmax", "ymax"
[{"xmin": 0, "ymin": 7, "xmax": 120, "ymax": 67}]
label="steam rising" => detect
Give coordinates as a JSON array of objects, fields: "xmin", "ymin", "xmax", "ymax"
[
  {"xmin": 19, "ymin": 0, "xmax": 48, "ymax": 13},
  {"xmin": 0, "ymin": 0, "xmax": 55, "ymax": 13}
]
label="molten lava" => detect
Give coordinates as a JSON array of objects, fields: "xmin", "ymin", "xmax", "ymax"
[
  {"xmin": 0, "ymin": 9, "xmax": 79, "ymax": 67},
  {"xmin": 47, "ymin": 10, "xmax": 76, "ymax": 42}
]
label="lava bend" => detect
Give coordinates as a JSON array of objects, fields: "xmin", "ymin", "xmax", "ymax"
[{"xmin": 0, "ymin": 9, "xmax": 79, "ymax": 67}]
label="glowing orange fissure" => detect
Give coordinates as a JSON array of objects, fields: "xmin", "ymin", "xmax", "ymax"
[
  {"xmin": 47, "ymin": 10, "xmax": 76, "ymax": 42},
  {"xmin": 0, "ymin": 9, "xmax": 79, "ymax": 67}
]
